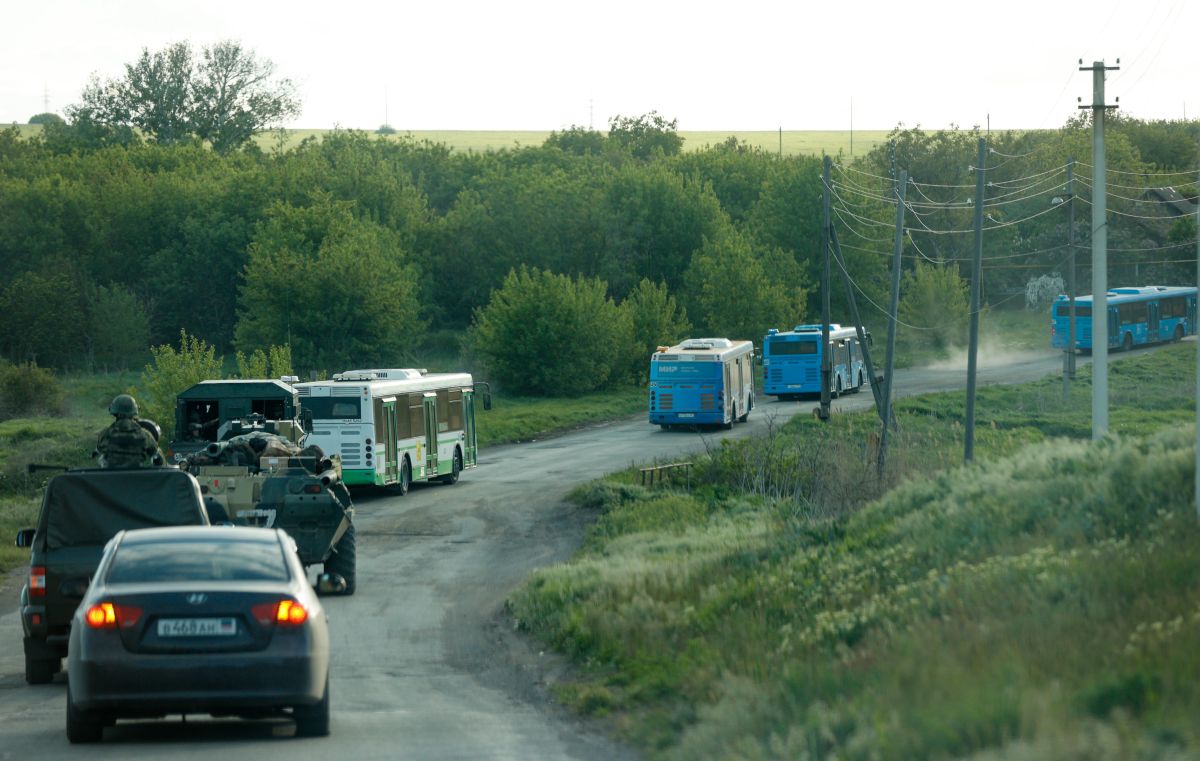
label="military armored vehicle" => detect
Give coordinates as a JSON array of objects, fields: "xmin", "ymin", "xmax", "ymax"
[
  {"xmin": 172, "ymin": 382, "xmax": 357, "ymax": 595},
  {"xmin": 168, "ymin": 378, "xmax": 306, "ymax": 462},
  {"xmin": 15, "ymin": 468, "xmax": 211, "ymax": 684}
]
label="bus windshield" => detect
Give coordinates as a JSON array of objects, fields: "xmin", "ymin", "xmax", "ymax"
[
  {"xmin": 768, "ymin": 338, "xmax": 818, "ymax": 355},
  {"xmin": 304, "ymin": 397, "xmax": 363, "ymax": 420}
]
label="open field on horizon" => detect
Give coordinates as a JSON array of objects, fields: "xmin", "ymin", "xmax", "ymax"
[{"xmin": 7, "ymin": 122, "xmax": 899, "ymax": 156}]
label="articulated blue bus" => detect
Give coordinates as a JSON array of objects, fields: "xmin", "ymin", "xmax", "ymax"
[
  {"xmin": 762, "ymin": 324, "xmax": 867, "ymax": 400},
  {"xmin": 1051, "ymin": 285, "xmax": 1197, "ymax": 352},
  {"xmin": 649, "ymin": 338, "xmax": 755, "ymax": 429}
]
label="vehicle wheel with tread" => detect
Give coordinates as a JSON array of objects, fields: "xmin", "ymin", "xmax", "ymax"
[
  {"xmin": 324, "ymin": 523, "xmax": 356, "ymax": 596},
  {"xmin": 834, "ymin": 378, "xmax": 843, "ymax": 398},
  {"xmin": 394, "ymin": 457, "xmax": 411, "ymax": 496},
  {"xmin": 855, "ymin": 371, "xmax": 864, "ymax": 393},
  {"xmin": 25, "ymin": 653, "xmax": 56, "ymax": 685},
  {"xmin": 294, "ymin": 677, "xmax": 331, "ymax": 737},
  {"xmin": 67, "ymin": 689, "xmax": 103, "ymax": 743},
  {"xmin": 1122, "ymin": 332, "xmax": 1133, "ymax": 352},
  {"xmin": 1174, "ymin": 325, "xmax": 1184, "ymax": 342},
  {"xmin": 439, "ymin": 448, "xmax": 462, "ymax": 485}
]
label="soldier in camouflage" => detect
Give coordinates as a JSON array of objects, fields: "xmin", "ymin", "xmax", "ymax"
[{"xmin": 94, "ymin": 394, "xmax": 164, "ymax": 468}]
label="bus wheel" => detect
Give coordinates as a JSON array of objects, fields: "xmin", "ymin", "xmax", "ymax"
[
  {"xmin": 834, "ymin": 378, "xmax": 842, "ymax": 398},
  {"xmin": 1122, "ymin": 332, "xmax": 1133, "ymax": 352},
  {"xmin": 394, "ymin": 457, "xmax": 411, "ymax": 496},
  {"xmin": 439, "ymin": 448, "xmax": 462, "ymax": 485},
  {"xmin": 1174, "ymin": 325, "xmax": 1184, "ymax": 342}
]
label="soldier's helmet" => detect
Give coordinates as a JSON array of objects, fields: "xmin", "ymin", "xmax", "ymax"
[{"xmin": 109, "ymin": 394, "xmax": 139, "ymax": 418}]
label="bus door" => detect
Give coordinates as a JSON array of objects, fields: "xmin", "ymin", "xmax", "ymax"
[
  {"xmin": 723, "ymin": 362, "xmax": 733, "ymax": 421},
  {"xmin": 422, "ymin": 393, "xmax": 439, "ymax": 474},
  {"xmin": 1109, "ymin": 308, "xmax": 1120, "ymax": 347},
  {"xmin": 1147, "ymin": 302, "xmax": 1160, "ymax": 342},
  {"xmin": 462, "ymin": 390, "xmax": 478, "ymax": 467},
  {"xmin": 1190, "ymin": 297, "xmax": 1198, "ymax": 335},
  {"xmin": 381, "ymin": 397, "xmax": 398, "ymax": 482}
]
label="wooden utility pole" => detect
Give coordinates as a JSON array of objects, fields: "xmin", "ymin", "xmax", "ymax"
[
  {"xmin": 964, "ymin": 137, "xmax": 986, "ymax": 463},
  {"xmin": 820, "ymin": 156, "xmax": 832, "ymax": 421},
  {"xmin": 1080, "ymin": 59, "xmax": 1119, "ymax": 439},
  {"xmin": 1062, "ymin": 158, "xmax": 1077, "ymax": 400},
  {"xmin": 879, "ymin": 169, "xmax": 907, "ymax": 471}
]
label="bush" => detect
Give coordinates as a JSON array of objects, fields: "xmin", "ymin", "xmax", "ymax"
[
  {"xmin": 899, "ymin": 261, "xmax": 970, "ymax": 350},
  {"xmin": 138, "ymin": 331, "xmax": 224, "ymax": 439},
  {"xmin": 0, "ymin": 362, "xmax": 66, "ymax": 420},
  {"xmin": 620, "ymin": 279, "xmax": 691, "ymax": 383},
  {"xmin": 469, "ymin": 266, "xmax": 632, "ymax": 396}
]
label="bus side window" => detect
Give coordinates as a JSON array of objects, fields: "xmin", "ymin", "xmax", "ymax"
[
  {"xmin": 397, "ymin": 394, "xmax": 412, "ymax": 438},
  {"xmin": 448, "ymin": 389, "xmax": 463, "ymax": 430},
  {"xmin": 408, "ymin": 395, "xmax": 424, "ymax": 437}
]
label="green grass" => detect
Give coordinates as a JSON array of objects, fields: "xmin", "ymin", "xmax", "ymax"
[
  {"xmin": 476, "ymin": 385, "xmax": 646, "ymax": 448},
  {"xmin": 509, "ymin": 343, "xmax": 1200, "ymax": 760}
]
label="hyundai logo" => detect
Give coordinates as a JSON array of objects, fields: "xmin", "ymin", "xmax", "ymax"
[{"xmin": 186, "ymin": 593, "xmax": 208, "ymax": 605}]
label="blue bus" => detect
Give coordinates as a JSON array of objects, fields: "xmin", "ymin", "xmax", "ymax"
[
  {"xmin": 649, "ymin": 338, "xmax": 755, "ymax": 429},
  {"xmin": 1051, "ymin": 286, "xmax": 1197, "ymax": 352},
  {"xmin": 762, "ymin": 324, "xmax": 867, "ymax": 400}
]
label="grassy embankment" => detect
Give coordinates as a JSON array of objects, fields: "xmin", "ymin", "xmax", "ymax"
[{"xmin": 509, "ymin": 342, "xmax": 1200, "ymax": 760}]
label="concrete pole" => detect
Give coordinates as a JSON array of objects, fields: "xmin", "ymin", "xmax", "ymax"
[
  {"xmin": 965, "ymin": 138, "xmax": 986, "ymax": 463},
  {"xmin": 1081, "ymin": 60, "xmax": 1118, "ymax": 439},
  {"xmin": 1195, "ymin": 140, "xmax": 1199, "ymax": 522}
]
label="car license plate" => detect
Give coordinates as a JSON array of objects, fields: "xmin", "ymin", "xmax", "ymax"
[
  {"xmin": 677, "ymin": 413, "xmax": 694, "ymax": 418},
  {"xmin": 157, "ymin": 618, "xmax": 237, "ymax": 637}
]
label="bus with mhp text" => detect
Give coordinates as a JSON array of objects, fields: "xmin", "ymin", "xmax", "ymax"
[{"xmin": 649, "ymin": 338, "xmax": 754, "ymax": 429}]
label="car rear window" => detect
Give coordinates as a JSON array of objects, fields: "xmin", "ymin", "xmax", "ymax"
[{"xmin": 106, "ymin": 539, "xmax": 290, "ymax": 583}]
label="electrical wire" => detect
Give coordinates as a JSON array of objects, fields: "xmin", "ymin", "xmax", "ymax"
[{"xmin": 1075, "ymin": 161, "xmax": 1200, "ymax": 179}]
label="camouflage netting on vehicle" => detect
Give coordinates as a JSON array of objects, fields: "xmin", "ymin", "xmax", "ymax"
[{"xmin": 180, "ymin": 432, "xmax": 329, "ymax": 473}]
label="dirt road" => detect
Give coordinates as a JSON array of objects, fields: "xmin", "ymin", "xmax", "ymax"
[{"xmin": 0, "ymin": 347, "xmax": 1110, "ymax": 758}]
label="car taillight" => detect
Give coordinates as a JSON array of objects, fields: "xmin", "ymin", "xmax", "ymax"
[
  {"xmin": 252, "ymin": 599, "xmax": 309, "ymax": 627},
  {"xmin": 84, "ymin": 602, "xmax": 142, "ymax": 629},
  {"xmin": 30, "ymin": 566, "xmax": 46, "ymax": 597}
]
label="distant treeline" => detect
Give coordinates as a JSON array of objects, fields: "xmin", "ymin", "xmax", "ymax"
[{"xmin": 0, "ymin": 112, "xmax": 1196, "ymax": 381}]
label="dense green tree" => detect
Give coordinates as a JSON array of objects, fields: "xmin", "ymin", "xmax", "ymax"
[
  {"xmin": 28, "ymin": 113, "xmax": 65, "ymax": 126},
  {"xmin": 619, "ymin": 278, "xmax": 691, "ymax": 383},
  {"xmin": 672, "ymin": 137, "xmax": 778, "ymax": 224},
  {"xmin": 69, "ymin": 40, "xmax": 298, "ymax": 152},
  {"xmin": 0, "ymin": 268, "xmax": 88, "ymax": 369},
  {"xmin": 86, "ymin": 284, "xmax": 150, "ymax": 371},
  {"xmin": 544, "ymin": 126, "xmax": 607, "ymax": 156},
  {"xmin": 608, "ymin": 112, "xmax": 683, "ymax": 160},
  {"xmin": 468, "ymin": 267, "xmax": 631, "ymax": 395},
  {"xmin": 234, "ymin": 197, "xmax": 425, "ymax": 373},
  {"xmin": 897, "ymin": 261, "xmax": 969, "ymax": 350},
  {"xmin": 683, "ymin": 229, "xmax": 809, "ymax": 341},
  {"xmin": 601, "ymin": 162, "xmax": 727, "ymax": 297},
  {"xmin": 139, "ymin": 331, "xmax": 225, "ymax": 438}
]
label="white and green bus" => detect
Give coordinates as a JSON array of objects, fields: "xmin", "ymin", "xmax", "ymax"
[{"xmin": 295, "ymin": 369, "xmax": 483, "ymax": 491}]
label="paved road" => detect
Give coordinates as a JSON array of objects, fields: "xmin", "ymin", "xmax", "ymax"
[{"xmin": 0, "ymin": 346, "xmax": 1129, "ymax": 758}]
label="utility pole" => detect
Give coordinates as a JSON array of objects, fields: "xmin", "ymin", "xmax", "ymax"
[
  {"xmin": 1194, "ymin": 138, "xmax": 1199, "ymax": 523},
  {"xmin": 1062, "ymin": 158, "xmax": 1077, "ymax": 400},
  {"xmin": 820, "ymin": 156, "xmax": 832, "ymax": 421},
  {"xmin": 964, "ymin": 137, "xmax": 986, "ymax": 463},
  {"xmin": 830, "ymin": 227, "xmax": 886, "ymax": 419},
  {"xmin": 879, "ymin": 169, "xmax": 907, "ymax": 472},
  {"xmin": 1080, "ymin": 59, "xmax": 1119, "ymax": 440}
]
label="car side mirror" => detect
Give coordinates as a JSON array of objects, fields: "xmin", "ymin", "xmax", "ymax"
[
  {"xmin": 474, "ymin": 381, "xmax": 493, "ymax": 411},
  {"xmin": 15, "ymin": 528, "xmax": 35, "ymax": 548}
]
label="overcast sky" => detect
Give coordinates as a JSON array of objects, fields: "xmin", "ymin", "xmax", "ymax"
[{"xmin": 2, "ymin": 0, "xmax": 1196, "ymax": 132}]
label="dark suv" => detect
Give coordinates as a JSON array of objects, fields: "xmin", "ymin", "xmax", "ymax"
[{"xmin": 16, "ymin": 468, "xmax": 210, "ymax": 684}]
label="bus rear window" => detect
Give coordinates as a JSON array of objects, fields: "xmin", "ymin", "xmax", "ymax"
[
  {"xmin": 769, "ymin": 339, "xmax": 818, "ymax": 355},
  {"xmin": 305, "ymin": 397, "xmax": 362, "ymax": 420},
  {"xmin": 1057, "ymin": 305, "xmax": 1091, "ymax": 317}
]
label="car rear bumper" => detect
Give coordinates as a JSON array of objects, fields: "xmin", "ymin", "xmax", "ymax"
[{"xmin": 71, "ymin": 650, "xmax": 327, "ymax": 713}]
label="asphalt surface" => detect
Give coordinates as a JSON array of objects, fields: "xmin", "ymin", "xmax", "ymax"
[{"xmin": 0, "ymin": 346, "xmax": 1130, "ymax": 758}]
